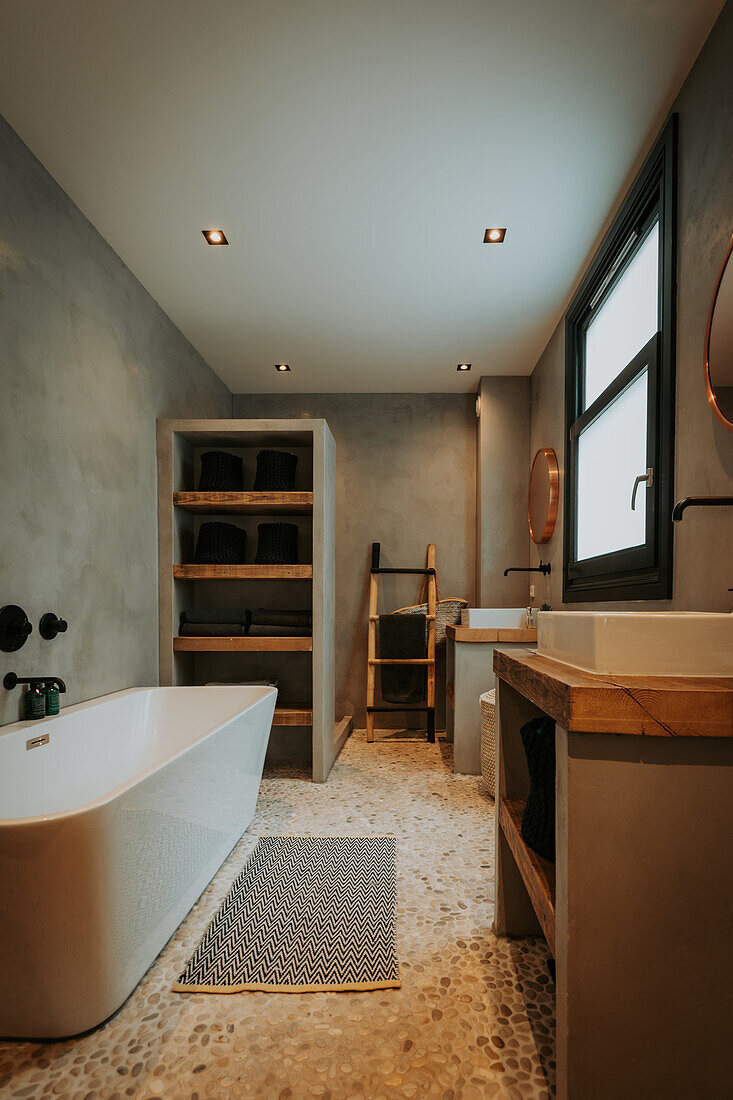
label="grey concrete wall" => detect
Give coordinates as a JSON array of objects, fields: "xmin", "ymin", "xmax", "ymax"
[
  {"xmin": 232, "ymin": 393, "xmax": 478, "ymax": 725},
  {"xmin": 528, "ymin": 0, "xmax": 733, "ymax": 612},
  {"xmin": 476, "ymin": 376, "xmax": 531, "ymax": 607},
  {"xmin": 0, "ymin": 113, "xmax": 231, "ymax": 726}
]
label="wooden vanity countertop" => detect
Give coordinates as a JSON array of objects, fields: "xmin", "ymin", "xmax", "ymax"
[
  {"xmin": 445, "ymin": 625, "xmax": 537, "ymax": 644},
  {"xmin": 493, "ymin": 647, "xmax": 733, "ymax": 737}
]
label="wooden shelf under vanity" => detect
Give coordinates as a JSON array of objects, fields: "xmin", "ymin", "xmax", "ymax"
[
  {"xmin": 173, "ymin": 636, "xmax": 313, "ymax": 652},
  {"xmin": 173, "ymin": 491, "xmax": 313, "ymax": 514},
  {"xmin": 498, "ymin": 796, "xmax": 556, "ymax": 955},
  {"xmin": 173, "ymin": 564, "xmax": 313, "ymax": 580}
]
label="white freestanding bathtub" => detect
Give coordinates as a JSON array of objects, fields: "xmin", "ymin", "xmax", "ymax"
[{"xmin": 0, "ymin": 685, "xmax": 276, "ymax": 1038}]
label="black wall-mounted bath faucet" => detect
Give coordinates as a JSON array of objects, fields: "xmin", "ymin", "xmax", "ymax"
[
  {"xmin": 3, "ymin": 673, "xmax": 67, "ymax": 693},
  {"xmin": 672, "ymin": 496, "xmax": 733, "ymax": 521},
  {"xmin": 503, "ymin": 561, "xmax": 552, "ymax": 577}
]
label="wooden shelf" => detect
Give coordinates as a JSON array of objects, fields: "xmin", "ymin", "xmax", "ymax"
[
  {"xmin": 174, "ymin": 636, "xmax": 313, "ymax": 652},
  {"xmin": 174, "ymin": 564, "xmax": 312, "ymax": 580},
  {"xmin": 494, "ymin": 647, "xmax": 733, "ymax": 737},
  {"xmin": 274, "ymin": 707, "xmax": 313, "ymax": 725},
  {"xmin": 174, "ymin": 491, "xmax": 313, "ymax": 514},
  {"xmin": 499, "ymin": 797, "xmax": 556, "ymax": 954}
]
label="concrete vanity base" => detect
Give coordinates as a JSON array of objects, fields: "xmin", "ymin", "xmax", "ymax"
[
  {"xmin": 494, "ymin": 648, "xmax": 733, "ymax": 1100},
  {"xmin": 445, "ymin": 626, "xmax": 536, "ymax": 774}
]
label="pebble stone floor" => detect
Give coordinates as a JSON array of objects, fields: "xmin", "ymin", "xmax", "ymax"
[{"xmin": 0, "ymin": 730, "xmax": 555, "ymax": 1100}]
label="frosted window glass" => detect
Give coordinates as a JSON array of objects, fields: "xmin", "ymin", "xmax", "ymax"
[
  {"xmin": 576, "ymin": 371, "xmax": 648, "ymax": 561},
  {"xmin": 584, "ymin": 222, "xmax": 659, "ymax": 408}
]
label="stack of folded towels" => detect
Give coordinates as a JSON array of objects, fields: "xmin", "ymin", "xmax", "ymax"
[
  {"xmin": 179, "ymin": 609, "xmax": 250, "ymax": 636},
  {"xmin": 249, "ymin": 609, "xmax": 312, "ymax": 637},
  {"xmin": 179, "ymin": 609, "xmax": 312, "ymax": 637}
]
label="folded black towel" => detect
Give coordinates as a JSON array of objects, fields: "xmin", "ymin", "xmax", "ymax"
[
  {"xmin": 181, "ymin": 609, "xmax": 250, "ymax": 627},
  {"xmin": 250, "ymin": 608, "xmax": 312, "ymax": 628},
  {"xmin": 379, "ymin": 613, "xmax": 427, "ymax": 704},
  {"xmin": 248, "ymin": 624, "xmax": 312, "ymax": 637},
  {"xmin": 179, "ymin": 623, "xmax": 246, "ymax": 637},
  {"xmin": 520, "ymin": 717, "xmax": 556, "ymax": 862}
]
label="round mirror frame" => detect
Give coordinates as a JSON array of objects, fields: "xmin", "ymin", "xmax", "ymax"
[
  {"xmin": 528, "ymin": 447, "xmax": 559, "ymax": 544},
  {"xmin": 704, "ymin": 233, "xmax": 733, "ymax": 433}
]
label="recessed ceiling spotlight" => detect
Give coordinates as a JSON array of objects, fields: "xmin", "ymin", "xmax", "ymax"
[
  {"xmin": 275, "ymin": 363, "xmax": 291, "ymax": 372},
  {"xmin": 457, "ymin": 363, "xmax": 472, "ymax": 372},
  {"xmin": 202, "ymin": 229, "xmax": 228, "ymax": 245},
  {"xmin": 483, "ymin": 228, "xmax": 506, "ymax": 243}
]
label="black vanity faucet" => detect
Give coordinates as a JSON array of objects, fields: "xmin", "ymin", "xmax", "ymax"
[
  {"xmin": 504, "ymin": 561, "xmax": 552, "ymax": 577},
  {"xmin": 671, "ymin": 496, "xmax": 733, "ymax": 521}
]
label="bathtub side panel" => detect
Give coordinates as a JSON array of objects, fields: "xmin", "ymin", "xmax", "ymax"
[{"xmin": 0, "ymin": 690, "xmax": 275, "ymax": 1038}]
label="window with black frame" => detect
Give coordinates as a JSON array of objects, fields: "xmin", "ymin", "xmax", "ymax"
[{"xmin": 563, "ymin": 116, "xmax": 677, "ymax": 602}]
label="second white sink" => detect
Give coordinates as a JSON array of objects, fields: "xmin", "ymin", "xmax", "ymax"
[
  {"xmin": 462, "ymin": 607, "xmax": 528, "ymax": 629},
  {"xmin": 537, "ymin": 611, "xmax": 733, "ymax": 677}
]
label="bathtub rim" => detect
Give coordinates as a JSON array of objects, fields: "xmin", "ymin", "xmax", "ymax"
[{"xmin": 0, "ymin": 684, "xmax": 277, "ymax": 828}]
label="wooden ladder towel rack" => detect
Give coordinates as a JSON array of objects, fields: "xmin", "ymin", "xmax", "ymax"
[{"xmin": 366, "ymin": 542, "xmax": 437, "ymax": 744}]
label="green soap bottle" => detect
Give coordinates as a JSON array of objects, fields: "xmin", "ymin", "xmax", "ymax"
[
  {"xmin": 42, "ymin": 682, "xmax": 60, "ymax": 716},
  {"xmin": 23, "ymin": 685, "xmax": 46, "ymax": 721}
]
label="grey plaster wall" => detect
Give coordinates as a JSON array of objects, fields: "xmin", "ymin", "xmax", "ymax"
[
  {"xmin": 232, "ymin": 393, "xmax": 477, "ymax": 725},
  {"xmin": 528, "ymin": 0, "xmax": 733, "ymax": 612},
  {"xmin": 0, "ymin": 114, "xmax": 231, "ymax": 726},
  {"xmin": 476, "ymin": 376, "xmax": 531, "ymax": 607}
]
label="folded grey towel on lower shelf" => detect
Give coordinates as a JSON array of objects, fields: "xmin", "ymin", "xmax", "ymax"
[
  {"xmin": 181, "ymin": 609, "xmax": 250, "ymax": 626},
  {"xmin": 179, "ymin": 623, "xmax": 246, "ymax": 637},
  {"xmin": 206, "ymin": 680, "xmax": 279, "ymax": 688},
  {"xmin": 248, "ymin": 624, "xmax": 312, "ymax": 637},
  {"xmin": 250, "ymin": 608, "xmax": 312, "ymax": 628}
]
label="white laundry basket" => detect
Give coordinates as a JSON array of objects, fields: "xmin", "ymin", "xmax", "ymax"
[{"xmin": 480, "ymin": 689, "xmax": 496, "ymax": 798}]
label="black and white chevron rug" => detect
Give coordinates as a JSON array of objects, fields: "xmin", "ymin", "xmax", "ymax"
[{"xmin": 173, "ymin": 836, "xmax": 400, "ymax": 993}]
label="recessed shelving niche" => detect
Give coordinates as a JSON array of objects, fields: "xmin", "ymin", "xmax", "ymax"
[{"xmin": 157, "ymin": 418, "xmax": 350, "ymax": 782}]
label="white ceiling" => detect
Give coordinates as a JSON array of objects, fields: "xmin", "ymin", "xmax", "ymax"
[{"xmin": 0, "ymin": 0, "xmax": 724, "ymax": 393}]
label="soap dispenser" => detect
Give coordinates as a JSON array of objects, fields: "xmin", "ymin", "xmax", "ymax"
[
  {"xmin": 23, "ymin": 683, "xmax": 46, "ymax": 720},
  {"xmin": 42, "ymin": 680, "xmax": 60, "ymax": 715}
]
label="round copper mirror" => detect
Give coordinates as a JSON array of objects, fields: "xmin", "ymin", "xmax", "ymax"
[
  {"xmin": 528, "ymin": 448, "xmax": 559, "ymax": 544},
  {"xmin": 705, "ymin": 235, "xmax": 733, "ymax": 431}
]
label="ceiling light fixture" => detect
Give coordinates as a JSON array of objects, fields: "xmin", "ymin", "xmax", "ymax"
[
  {"xmin": 275, "ymin": 363, "xmax": 291, "ymax": 372},
  {"xmin": 483, "ymin": 228, "xmax": 506, "ymax": 243},
  {"xmin": 457, "ymin": 363, "xmax": 472, "ymax": 372},
  {"xmin": 202, "ymin": 229, "xmax": 228, "ymax": 245}
]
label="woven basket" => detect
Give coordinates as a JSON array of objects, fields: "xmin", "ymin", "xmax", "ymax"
[
  {"xmin": 393, "ymin": 597, "xmax": 468, "ymax": 644},
  {"xmin": 253, "ymin": 450, "xmax": 298, "ymax": 492},
  {"xmin": 255, "ymin": 522, "xmax": 299, "ymax": 564},
  {"xmin": 194, "ymin": 522, "xmax": 247, "ymax": 565},
  {"xmin": 198, "ymin": 451, "xmax": 244, "ymax": 492},
  {"xmin": 480, "ymin": 690, "xmax": 496, "ymax": 799}
]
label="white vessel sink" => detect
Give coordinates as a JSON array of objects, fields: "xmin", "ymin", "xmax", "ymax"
[
  {"xmin": 462, "ymin": 607, "xmax": 528, "ymax": 629},
  {"xmin": 537, "ymin": 611, "xmax": 733, "ymax": 677}
]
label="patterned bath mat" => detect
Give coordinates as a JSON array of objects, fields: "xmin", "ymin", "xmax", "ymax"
[{"xmin": 173, "ymin": 836, "xmax": 401, "ymax": 993}]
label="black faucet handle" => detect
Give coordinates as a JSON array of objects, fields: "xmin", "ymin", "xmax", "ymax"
[
  {"xmin": 0, "ymin": 605, "xmax": 32, "ymax": 652},
  {"xmin": 40, "ymin": 612, "xmax": 68, "ymax": 640}
]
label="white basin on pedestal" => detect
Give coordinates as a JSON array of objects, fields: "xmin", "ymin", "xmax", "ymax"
[
  {"xmin": 537, "ymin": 611, "xmax": 733, "ymax": 677},
  {"xmin": 462, "ymin": 607, "xmax": 528, "ymax": 628}
]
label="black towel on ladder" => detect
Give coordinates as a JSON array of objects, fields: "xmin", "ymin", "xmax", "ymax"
[{"xmin": 378, "ymin": 613, "xmax": 427, "ymax": 704}]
